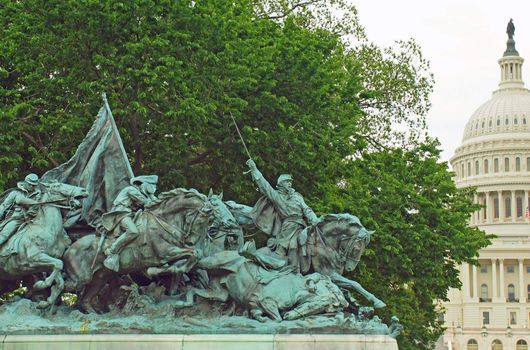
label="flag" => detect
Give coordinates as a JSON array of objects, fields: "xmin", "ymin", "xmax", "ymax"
[
  {"xmin": 42, "ymin": 93, "xmax": 134, "ymax": 227},
  {"xmin": 526, "ymin": 206, "xmax": 530, "ymax": 219}
]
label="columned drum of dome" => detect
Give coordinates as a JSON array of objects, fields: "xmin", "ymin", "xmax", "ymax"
[
  {"xmin": 443, "ymin": 20, "xmax": 530, "ymax": 350},
  {"xmin": 450, "ymin": 23, "xmax": 530, "ymax": 229}
]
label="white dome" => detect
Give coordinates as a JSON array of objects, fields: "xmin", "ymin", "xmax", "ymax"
[
  {"xmin": 462, "ymin": 88, "xmax": 530, "ymax": 143},
  {"xmin": 450, "ymin": 43, "xmax": 530, "ymax": 201}
]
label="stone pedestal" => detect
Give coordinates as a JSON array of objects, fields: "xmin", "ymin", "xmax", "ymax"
[{"xmin": 1, "ymin": 334, "xmax": 398, "ymax": 350}]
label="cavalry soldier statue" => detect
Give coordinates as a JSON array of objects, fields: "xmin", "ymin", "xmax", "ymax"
[
  {"xmin": 246, "ymin": 159, "xmax": 320, "ymax": 271},
  {"xmin": 102, "ymin": 175, "xmax": 158, "ymax": 271},
  {"xmin": 0, "ymin": 173, "xmax": 41, "ymax": 250}
]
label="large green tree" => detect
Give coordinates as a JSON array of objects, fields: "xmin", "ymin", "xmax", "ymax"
[{"xmin": 0, "ymin": 1, "xmax": 490, "ymax": 348}]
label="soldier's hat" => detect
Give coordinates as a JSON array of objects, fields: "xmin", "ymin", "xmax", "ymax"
[
  {"xmin": 277, "ymin": 174, "xmax": 293, "ymax": 185},
  {"xmin": 130, "ymin": 175, "xmax": 158, "ymax": 186},
  {"xmin": 24, "ymin": 173, "xmax": 39, "ymax": 186}
]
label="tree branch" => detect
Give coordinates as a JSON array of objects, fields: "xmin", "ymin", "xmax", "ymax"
[
  {"xmin": 21, "ymin": 131, "xmax": 60, "ymax": 167},
  {"xmin": 257, "ymin": 0, "xmax": 320, "ymax": 20},
  {"xmin": 188, "ymin": 149, "xmax": 213, "ymax": 166}
]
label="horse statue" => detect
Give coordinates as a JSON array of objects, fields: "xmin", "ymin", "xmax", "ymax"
[
  {"xmin": 63, "ymin": 188, "xmax": 242, "ymax": 312},
  {"xmin": 178, "ymin": 250, "xmax": 349, "ymax": 322},
  {"xmin": 297, "ymin": 213, "xmax": 385, "ymax": 308},
  {"xmin": 0, "ymin": 181, "xmax": 88, "ymax": 310},
  {"xmin": 227, "ymin": 204, "xmax": 386, "ymax": 308}
]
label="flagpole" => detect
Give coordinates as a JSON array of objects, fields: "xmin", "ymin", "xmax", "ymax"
[{"xmin": 101, "ymin": 92, "xmax": 134, "ymax": 178}]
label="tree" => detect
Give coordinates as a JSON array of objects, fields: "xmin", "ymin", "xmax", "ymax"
[
  {"xmin": 0, "ymin": 1, "xmax": 490, "ymax": 348},
  {"xmin": 327, "ymin": 140, "xmax": 491, "ymax": 349}
]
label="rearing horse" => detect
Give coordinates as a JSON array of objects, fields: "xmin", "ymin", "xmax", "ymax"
[
  {"xmin": 63, "ymin": 188, "xmax": 242, "ymax": 312},
  {"xmin": 228, "ymin": 204, "xmax": 386, "ymax": 308},
  {"xmin": 0, "ymin": 181, "xmax": 88, "ymax": 309},
  {"xmin": 301, "ymin": 214, "xmax": 385, "ymax": 308}
]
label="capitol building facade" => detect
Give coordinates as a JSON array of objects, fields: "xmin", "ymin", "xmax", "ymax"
[{"xmin": 442, "ymin": 31, "xmax": 530, "ymax": 350}]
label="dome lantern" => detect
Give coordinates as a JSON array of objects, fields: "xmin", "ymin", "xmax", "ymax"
[{"xmin": 497, "ymin": 19, "xmax": 524, "ymax": 91}]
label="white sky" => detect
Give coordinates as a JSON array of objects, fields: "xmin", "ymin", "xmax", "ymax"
[{"xmin": 354, "ymin": 0, "xmax": 530, "ymax": 163}]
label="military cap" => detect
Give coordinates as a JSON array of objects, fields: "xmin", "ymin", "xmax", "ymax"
[
  {"xmin": 130, "ymin": 175, "xmax": 159, "ymax": 186},
  {"xmin": 24, "ymin": 173, "xmax": 39, "ymax": 186},
  {"xmin": 277, "ymin": 174, "xmax": 293, "ymax": 185}
]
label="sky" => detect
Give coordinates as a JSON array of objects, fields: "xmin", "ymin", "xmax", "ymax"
[{"xmin": 354, "ymin": 0, "xmax": 530, "ymax": 163}]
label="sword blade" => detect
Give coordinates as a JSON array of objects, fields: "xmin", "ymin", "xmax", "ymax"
[{"xmin": 229, "ymin": 111, "xmax": 252, "ymax": 160}]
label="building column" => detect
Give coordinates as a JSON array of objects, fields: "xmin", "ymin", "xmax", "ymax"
[
  {"xmin": 492, "ymin": 259, "xmax": 498, "ymax": 300},
  {"xmin": 498, "ymin": 191, "xmax": 502, "ymax": 222},
  {"xmin": 486, "ymin": 191, "xmax": 492, "ymax": 224},
  {"xmin": 472, "ymin": 265, "xmax": 478, "ymax": 299},
  {"xmin": 520, "ymin": 259, "xmax": 525, "ymax": 303},
  {"xmin": 478, "ymin": 193, "xmax": 486, "ymax": 223},
  {"xmin": 523, "ymin": 189, "xmax": 530, "ymax": 220},
  {"xmin": 473, "ymin": 193, "xmax": 478, "ymax": 225},
  {"xmin": 499, "ymin": 259, "xmax": 505, "ymax": 299},
  {"xmin": 462, "ymin": 263, "xmax": 471, "ymax": 299},
  {"xmin": 512, "ymin": 190, "xmax": 516, "ymax": 222}
]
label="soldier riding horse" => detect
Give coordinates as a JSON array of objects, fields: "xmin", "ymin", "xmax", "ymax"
[
  {"xmin": 0, "ymin": 181, "xmax": 88, "ymax": 310},
  {"xmin": 63, "ymin": 188, "xmax": 242, "ymax": 313}
]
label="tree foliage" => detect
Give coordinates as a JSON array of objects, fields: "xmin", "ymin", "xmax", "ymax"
[{"xmin": 0, "ymin": 1, "xmax": 490, "ymax": 348}]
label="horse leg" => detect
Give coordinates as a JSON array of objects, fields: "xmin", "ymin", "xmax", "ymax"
[
  {"xmin": 28, "ymin": 253, "xmax": 65, "ymax": 309},
  {"xmin": 47, "ymin": 273, "xmax": 65, "ymax": 314},
  {"xmin": 78, "ymin": 269, "xmax": 108, "ymax": 313},
  {"xmin": 330, "ymin": 272, "xmax": 386, "ymax": 308}
]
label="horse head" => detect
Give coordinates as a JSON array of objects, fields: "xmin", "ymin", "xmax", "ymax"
[
  {"xmin": 317, "ymin": 213, "xmax": 373, "ymax": 273},
  {"xmin": 205, "ymin": 189, "xmax": 243, "ymax": 251},
  {"xmin": 39, "ymin": 181, "xmax": 89, "ymax": 207},
  {"xmin": 146, "ymin": 188, "xmax": 241, "ymax": 250}
]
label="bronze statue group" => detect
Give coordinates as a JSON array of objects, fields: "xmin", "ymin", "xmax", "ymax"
[
  {"xmin": 0, "ymin": 156, "xmax": 387, "ymax": 324},
  {"xmin": 0, "ymin": 95, "xmax": 389, "ymax": 326}
]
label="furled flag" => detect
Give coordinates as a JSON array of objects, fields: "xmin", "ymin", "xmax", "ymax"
[{"xmin": 42, "ymin": 93, "xmax": 134, "ymax": 227}]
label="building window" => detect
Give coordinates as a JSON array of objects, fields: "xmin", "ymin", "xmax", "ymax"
[
  {"xmin": 517, "ymin": 339, "xmax": 528, "ymax": 350},
  {"xmin": 483, "ymin": 311, "xmax": 490, "ymax": 325},
  {"xmin": 505, "ymin": 157, "xmax": 510, "ymax": 171},
  {"xmin": 467, "ymin": 339, "xmax": 479, "ymax": 350},
  {"xmin": 461, "ymin": 164, "xmax": 465, "ymax": 178},
  {"xmin": 484, "ymin": 159, "xmax": 489, "ymax": 173},
  {"xmin": 524, "ymin": 118, "xmax": 527, "ymax": 125},
  {"xmin": 492, "ymin": 339, "xmax": 503, "ymax": 350},
  {"xmin": 497, "ymin": 118, "xmax": 501, "ymax": 126},
  {"xmin": 468, "ymin": 162, "xmax": 471, "ymax": 176},
  {"xmin": 506, "ymin": 118, "xmax": 510, "ymax": 125},
  {"xmin": 494, "ymin": 198, "xmax": 499, "ymax": 218},
  {"xmin": 527, "ymin": 157, "xmax": 530, "ymax": 171},
  {"xmin": 481, "ymin": 265, "xmax": 488, "ymax": 273},
  {"xmin": 516, "ymin": 157, "xmax": 521, "ymax": 171},
  {"xmin": 518, "ymin": 197, "xmax": 523, "ymax": 217},
  {"xmin": 508, "ymin": 266, "xmax": 515, "ymax": 273},
  {"xmin": 528, "ymin": 284, "xmax": 530, "ymax": 301},
  {"xmin": 494, "ymin": 158, "xmax": 499, "ymax": 172},
  {"xmin": 505, "ymin": 197, "xmax": 512, "ymax": 217},
  {"xmin": 527, "ymin": 267, "xmax": 530, "ymax": 273},
  {"xmin": 511, "ymin": 311, "xmax": 517, "ymax": 325},
  {"xmin": 480, "ymin": 284, "xmax": 489, "ymax": 302},
  {"xmin": 515, "ymin": 118, "xmax": 519, "ymax": 125},
  {"xmin": 489, "ymin": 120, "xmax": 493, "ymax": 127},
  {"xmin": 475, "ymin": 160, "xmax": 479, "ymax": 175},
  {"xmin": 484, "ymin": 198, "xmax": 487, "ymax": 219},
  {"xmin": 508, "ymin": 283, "xmax": 516, "ymax": 302}
]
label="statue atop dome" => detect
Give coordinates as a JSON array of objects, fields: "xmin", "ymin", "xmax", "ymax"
[
  {"xmin": 504, "ymin": 18, "xmax": 519, "ymax": 57},
  {"xmin": 507, "ymin": 18, "xmax": 515, "ymax": 40}
]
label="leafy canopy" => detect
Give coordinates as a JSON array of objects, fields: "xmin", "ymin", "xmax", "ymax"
[{"xmin": 0, "ymin": 1, "xmax": 490, "ymax": 349}]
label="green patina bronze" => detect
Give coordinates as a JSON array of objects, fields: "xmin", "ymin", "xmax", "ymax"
[
  {"xmin": 0, "ymin": 95, "xmax": 400, "ymax": 338},
  {"xmin": 504, "ymin": 18, "xmax": 519, "ymax": 56}
]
